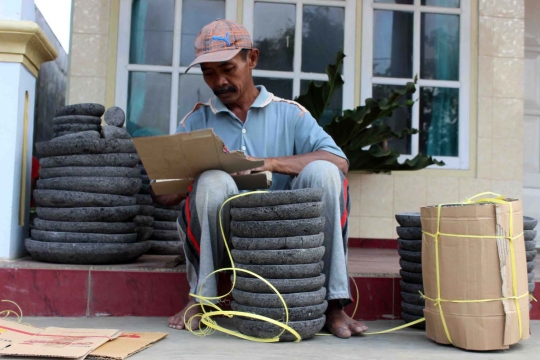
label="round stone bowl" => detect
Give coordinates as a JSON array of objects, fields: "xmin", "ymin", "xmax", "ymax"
[
  {"xmin": 231, "ymin": 218, "xmax": 325, "ymax": 238},
  {"xmin": 397, "ymin": 238, "xmax": 422, "ymax": 252},
  {"xmin": 524, "ymin": 230, "xmax": 537, "ymax": 241},
  {"xmin": 232, "ymin": 274, "xmax": 326, "ymax": 294},
  {"xmin": 232, "ymin": 287, "xmax": 326, "ymax": 308},
  {"xmin": 233, "ymin": 261, "xmax": 324, "ymax": 279},
  {"xmin": 401, "ymin": 312, "xmax": 426, "ymax": 330},
  {"xmin": 25, "ymin": 239, "xmax": 150, "ymax": 265},
  {"xmin": 395, "ymin": 212, "xmax": 421, "ymax": 227},
  {"xmin": 524, "ymin": 216, "xmax": 538, "ymax": 231},
  {"xmin": 231, "ymin": 233, "xmax": 324, "ymax": 251},
  {"xmin": 231, "ymin": 247, "xmax": 325, "ymax": 265},
  {"xmin": 230, "ymin": 188, "xmax": 324, "ymax": 208},
  {"xmin": 231, "ymin": 300, "xmax": 328, "ymax": 321},
  {"xmin": 396, "ymin": 226, "xmax": 422, "ymax": 240},
  {"xmin": 230, "ymin": 202, "xmax": 324, "ymax": 221},
  {"xmin": 235, "ymin": 315, "xmax": 326, "ymax": 341}
]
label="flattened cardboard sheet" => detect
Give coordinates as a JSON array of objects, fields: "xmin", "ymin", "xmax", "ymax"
[
  {"xmin": 0, "ymin": 326, "xmax": 121, "ymax": 359},
  {"xmin": 88, "ymin": 332, "xmax": 168, "ymax": 360}
]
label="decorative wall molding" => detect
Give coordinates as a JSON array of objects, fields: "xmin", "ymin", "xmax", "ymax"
[{"xmin": 0, "ymin": 20, "xmax": 58, "ymax": 76}]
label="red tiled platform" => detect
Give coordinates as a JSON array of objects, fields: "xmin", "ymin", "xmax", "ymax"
[{"xmin": 0, "ymin": 248, "xmax": 538, "ymax": 320}]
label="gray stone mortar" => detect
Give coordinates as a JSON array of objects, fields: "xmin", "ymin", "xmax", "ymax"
[
  {"xmin": 232, "ymin": 273, "xmax": 325, "ymax": 294},
  {"xmin": 33, "ymin": 218, "xmax": 137, "ymax": 234},
  {"xmin": 30, "ymin": 230, "xmax": 137, "ymax": 244},
  {"xmin": 37, "ymin": 177, "xmax": 141, "ymax": 196},
  {"xmin": 231, "ymin": 300, "xmax": 327, "ymax": 321},
  {"xmin": 230, "ymin": 188, "xmax": 324, "ymax": 208},
  {"xmin": 40, "ymin": 153, "xmax": 140, "ymax": 168},
  {"xmin": 25, "ymin": 238, "xmax": 149, "ymax": 265},
  {"xmin": 231, "ymin": 217, "xmax": 325, "ymax": 238},
  {"xmin": 233, "ymin": 261, "xmax": 324, "ymax": 279},
  {"xmin": 36, "ymin": 205, "xmax": 140, "ymax": 222},
  {"xmin": 231, "ymin": 234, "xmax": 324, "ymax": 251},
  {"xmin": 231, "ymin": 246, "xmax": 325, "ymax": 265},
  {"xmin": 33, "ymin": 190, "xmax": 136, "ymax": 208}
]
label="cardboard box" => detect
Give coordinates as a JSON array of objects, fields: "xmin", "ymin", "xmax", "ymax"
[
  {"xmin": 0, "ymin": 326, "xmax": 121, "ymax": 359},
  {"xmin": 132, "ymin": 129, "xmax": 272, "ymax": 195},
  {"xmin": 421, "ymin": 200, "xmax": 530, "ymax": 351},
  {"xmin": 88, "ymin": 332, "xmax": 168, "ymax": 360}
]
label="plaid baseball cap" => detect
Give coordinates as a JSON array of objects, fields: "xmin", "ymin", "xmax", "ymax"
[{"xmin": 185, "ymin": 19, "xmax": 253, "ymax": 73}]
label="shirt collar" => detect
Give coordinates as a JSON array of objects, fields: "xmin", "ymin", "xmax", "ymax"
[{"xmin": 210, "ymin": 85, "xmax": 274, "ymax": 114}]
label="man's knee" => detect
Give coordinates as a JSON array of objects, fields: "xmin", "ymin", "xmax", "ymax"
[
  {"xmin": 196, "ymin": 170, "xmax": 235, "ymax": 190},
  {"xmin": 301, "ymin": 160, "xmax": 342, "ymax": 185}
]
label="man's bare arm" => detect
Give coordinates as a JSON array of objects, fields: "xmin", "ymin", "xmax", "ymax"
[{"xmin": 249, "ymin": 150, "xmax": 348, "ymax": 176}]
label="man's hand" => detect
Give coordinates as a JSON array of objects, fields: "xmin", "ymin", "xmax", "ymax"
[
  {"xmin": 230, "ymin": 156, "xmax": 274, "ymax": 175},
  {"xmin": 150, "ymin": 186, "xmax": 186, "ymax": 206}
]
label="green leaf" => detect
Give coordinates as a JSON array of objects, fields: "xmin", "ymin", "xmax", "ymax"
[
  {"xmin": 294, "ymin": 51, "xmax": 445, "ymax": 172},
  {"xmin": 294, "ymin": 51, "xmax": 345, "ymax": 123}
]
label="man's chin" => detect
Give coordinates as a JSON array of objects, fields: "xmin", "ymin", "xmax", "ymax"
[{"xmin": 217, "ymin": 92, "xmax": 237, "ymax": 103}]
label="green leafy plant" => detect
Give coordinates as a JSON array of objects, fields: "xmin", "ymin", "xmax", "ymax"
[{"xmin": 295, "ymin": 51, "xmax": 445, "ymax": 172}]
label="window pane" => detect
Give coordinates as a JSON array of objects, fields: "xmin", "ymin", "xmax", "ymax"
[
  {"xmin": 300, "ymin": 80, "xmax": 342, "ymax": 126},
  {"xmin": 130, "ymin": 0, "xmax": 174, "ymax": 66},
  {"xmin": 177, "ymin": 75, "xmax": 215, "ymax": 126},
  {"xmin": 254, "ymin": 78, "xmax": 293, "ymax": 99},
  {"xmin": 302, "ymin": 6, "xmax": 344, "ymax": 74},
  {"xmin": 421, "ymin": 13, "xmax": 460, "ymax": 81},
  {"xmin": 419, "ymin": 87, "xmax": 459, "ymax": 157},
  {"xmin": 421, "ymin": 0, "xmax": 460, "ymax": 8},
  {"xmin": 180, "ymin": 0, "xmax": 225, "ymax": 67},
  {"xmin": 254, "ymin": 2, "xmax": 295, "ymax": 71},
  {"xmin": 373, "ymin": 10, "xmax": 413, "ymax": 78},
  {"xmin": 372, "ymin": 84, "xmax": 412, "ymax": 155},
  {"xmin": 375, "ymin": 0, "xmax": 414, "ymax": 4},
  {"xmin": 127, "ymin": 72, "xmax": 171, "ymax": 137}
]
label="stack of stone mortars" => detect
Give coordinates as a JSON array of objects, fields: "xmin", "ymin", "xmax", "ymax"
[
  {"xmin": 136, "ymin": 162, "xmax": 185, "ymax": 257},
  {"xmin": 524, "ymin": 216, "xmax": 538, "ymax": 297},
  {"xmin": 395, "ymin": 212, "xmax": 425, "ymax": 330},
  {"xmin": 229, "ymin": 189, "xmax": 327, "ymax": 341},
  {"xmin": 27, "ymin": 103, "xmax": 150, "ymax": 264}
]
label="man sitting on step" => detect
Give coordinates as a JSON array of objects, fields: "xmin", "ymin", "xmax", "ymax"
[{"xmin": 152, "ymin": 19, "xmax": 367, "ymax": 339}]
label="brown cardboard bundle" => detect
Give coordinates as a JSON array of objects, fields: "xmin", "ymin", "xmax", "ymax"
[{"xmin": 421, "ymin": 196, "xmax": 530, "ymax": 351}]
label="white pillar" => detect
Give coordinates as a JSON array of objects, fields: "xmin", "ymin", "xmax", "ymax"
[{"xmin": 0, "ymin": 1, "xmax": 57, "ymax": 259}]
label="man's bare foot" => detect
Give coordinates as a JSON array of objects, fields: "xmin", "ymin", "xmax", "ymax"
[
  {"xmin": 325, "ymin": 300, "xmax": 368, "ymax": 338},
  {"xmin": 168, "ymin": 299, "xmax": 202, "ymax": 330}
]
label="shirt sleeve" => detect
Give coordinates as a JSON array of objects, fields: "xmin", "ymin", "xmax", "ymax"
[{"xmin": 294, "ymin": 110, "xmax": 348, "ymax": 161}]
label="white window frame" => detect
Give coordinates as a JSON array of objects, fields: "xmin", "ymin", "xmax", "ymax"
[
  {"xmin": 361, "ymin": 0, "xmax": 471, "ymax": 170},
  {"xmin": 115, "ymin": 0, "xmax": 238, "ymax": 134},
  {"xmin": 243, "ymin": 0, "xmax": 357, "ymax": 111}
]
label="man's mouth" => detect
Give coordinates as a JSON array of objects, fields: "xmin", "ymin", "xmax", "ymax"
[{"xmin": 214, "ymin": 86, "xmax": 237, "ymax": 96}]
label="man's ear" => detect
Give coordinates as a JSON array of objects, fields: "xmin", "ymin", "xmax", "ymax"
[{"xmin": 248, "ymin": 48, "xmax": 259, "ymax": 69}]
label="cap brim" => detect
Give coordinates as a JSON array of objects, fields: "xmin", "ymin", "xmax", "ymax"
[{"xmin": 185, "ymin": 48, "xmax": 243, "ymax": 73}]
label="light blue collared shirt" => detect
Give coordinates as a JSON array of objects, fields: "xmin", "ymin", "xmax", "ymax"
[{"xmin": 176, "ymin": 86, "xmax": 347, "ymax": 190}]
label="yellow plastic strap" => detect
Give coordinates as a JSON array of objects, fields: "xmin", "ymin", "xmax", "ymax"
[
  {"xmin": 363, "ymin": 318, "xmax": 426, "ymax": 335},
  {"xmin": 421, "ymin": 192, "xmax": 525, "ymax": 344}
]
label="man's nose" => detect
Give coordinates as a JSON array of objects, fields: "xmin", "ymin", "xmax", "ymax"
[{"xmin": 215, "ymin": 75, "xmax": 228, "ymax": 88}]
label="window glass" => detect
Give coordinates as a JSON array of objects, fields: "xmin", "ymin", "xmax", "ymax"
[
  {"xmin": 180, "ymin": 0, "xmax": 226, "ymax": 67},
  {"xmin": 300, "ymin": 80, "xmax": 343, "ymax": 126},
  {"xmin": 373, "ymin": 10, "xmax": 413, "ymax": 78},
  {"xmin": 375, "ymin": 0, "xmax": 414, "ymax": 4},
  {"xmin": 255, "ymin": 78, "xmax": 293, "ymax": 99},
  {"xmin": 419, "ymin": 87, "xmax": 459, "ymax": 157},
  {"xmin": 421, "ymin": 0, "xmax": 460, "ymax": 8},
  {"xmin": 130, "ymin": 0, "xmax": 175, "ymax": 65},
  {"xmin": 177, "ymin": 74, "xmax": 215, "ymax": 125},
  {"xmin": 302, "ymin": 5, "xmax": 344, "ymax": 73},
  {"xmin": 372, "ymin": 84, "xmax": 412, "ymax": 155},
  {"xmin": 421, "ymin": 13, "xmax": 460, "ymax": 81},
  {"xmin": 127, "ymin": 72, "xmax": 172, "ymax": 137},
  {"xmin": 253, "ymin": 2, "xmax": 296, "ymax": 71}
]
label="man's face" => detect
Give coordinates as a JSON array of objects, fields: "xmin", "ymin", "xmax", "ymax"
[{"xmin": 200, "ymin": 50, "xmax": 259, "ymax": 105}]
